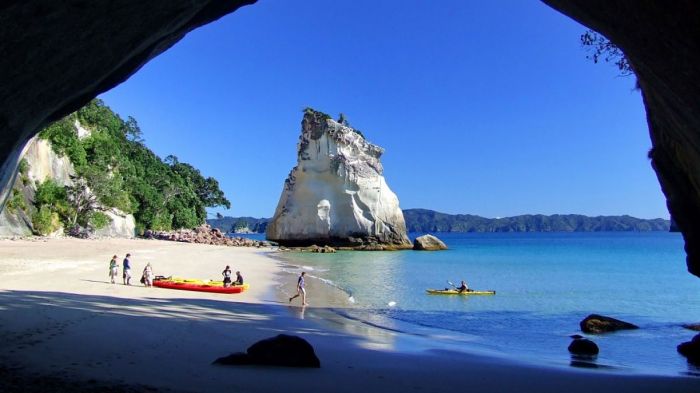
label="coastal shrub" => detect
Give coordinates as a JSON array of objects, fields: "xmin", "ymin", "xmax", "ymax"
[
  {"xmin": 32, "ymin": 205, "xmax": 61, "ymax": 235},
  {"xmin": 39, "ymin": 117, "xmax": 88, "ymax": 169},
  {"xmin": 5, "ymin": 188, "xmax": 27, "ymax": 213},
  {"xmin": 88, "ymin": 211, "xmax": 111, "ymax": 230},
  {"xmin": 34, "ymin": 179, "xmax": 74, "ymax": 228}
]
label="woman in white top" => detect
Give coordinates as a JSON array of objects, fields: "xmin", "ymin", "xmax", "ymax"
[{"xmin": 143, "ymin": 263, "xmax": 154, "ymax": 287}]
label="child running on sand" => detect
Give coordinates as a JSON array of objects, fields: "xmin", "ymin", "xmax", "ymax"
[{"xmin": 289, "ymin": 272, "xmax": 307, "ymax": 306}]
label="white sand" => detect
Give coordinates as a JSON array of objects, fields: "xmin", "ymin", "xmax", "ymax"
[{"xmin": 0, "ymin": 238, "xmax": 699, "ymax": 393}]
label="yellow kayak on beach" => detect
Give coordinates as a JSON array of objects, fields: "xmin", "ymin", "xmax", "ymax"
[{"xmin": 426, "ymin": 289, "xmax": 496, "ymax": 295}]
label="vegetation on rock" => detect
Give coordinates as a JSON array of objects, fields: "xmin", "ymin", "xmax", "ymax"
[{"xmin": 37, "ymin": 99, "xmax": 230, "ymax": 235}]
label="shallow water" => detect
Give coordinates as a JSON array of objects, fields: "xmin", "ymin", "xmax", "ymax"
[{"xmin": 276, "ymin": 232, "xmax": 700, "ymax": 376}]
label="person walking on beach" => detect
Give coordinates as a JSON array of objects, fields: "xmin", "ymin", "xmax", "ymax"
[
  {"xmin": 234, "ymin": 271, "xmax": 244, "ymax": 286},
  {"xmin": 289, "ymin": 272, "xmax": 307, "ymax": 306},
  {"xmin": 108, "ymin": 255, "xmax": 119, "ymax": 284},
  {"xmin": 222, "ymin": 265, "xmax": 232, "ymax": 287},
  {"xmin": 122, "ymin": 253, "xmax": 132, "ymax": 285},
  {"xmin": 142, "ymin": 263, "xmax": 154, "ymax": 287}
]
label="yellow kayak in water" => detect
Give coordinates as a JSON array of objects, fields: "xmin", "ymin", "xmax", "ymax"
[{"xmin": 426, "ymin": 289, "xmax": 496, "ymax": 295}]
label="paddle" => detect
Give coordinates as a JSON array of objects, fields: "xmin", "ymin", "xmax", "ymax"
[{"xmin": 447, "ymin": 280, "xmax": 457, "ymax": 289}]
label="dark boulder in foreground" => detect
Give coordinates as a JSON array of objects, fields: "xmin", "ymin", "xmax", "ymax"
[
  {"xmin": 678, "ymin": 333, "xmax": 700, "ymax": 365},
  {"xmin": 413, "ymin": 234, "xmax": 448, "ymax": 251},
  {"xmin": 568, "ymin": 334, "xmax": 599, "ymax": 356},
  {"xmin": 213, "ymin": 334, "xmax": 320, "ymax": 368},
  {"xmin": 580, "ymin": 314, "xmax": 639, "ymax": 334}
]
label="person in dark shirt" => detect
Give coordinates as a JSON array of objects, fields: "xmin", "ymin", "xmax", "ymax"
[
  {"xmin": 123, "ymin": 253, "xmax": 132, "ymax": 285},
  {"xmin": 222, "ymin": 265, "xmax": 232, "ymax": 287},
  {"xmin": 234, "ymin": 271, "xmax": 244, "ymax": 286},
  {"xmin": 457, "ymin": 280, "xmax": 469, "ymax": 293}
]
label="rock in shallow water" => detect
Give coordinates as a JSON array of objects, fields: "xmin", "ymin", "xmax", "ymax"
[
  {"xmin": 213, "ymin": 334, "xmax": 320, "ymax": 368},
  {"xmin": 568, "ymin": 335, "xmax": 599, "ymax": 356},
  {"xmin": 580, "ymin": 314, "xmax": 638, "ymax": 334},
  {"xmin": 413, "ymin": 234, "xmax": 447, "ymax": 251},
  {"xmin": 678, "ymin": 333, "xmax": 700, "ymax": 365}
]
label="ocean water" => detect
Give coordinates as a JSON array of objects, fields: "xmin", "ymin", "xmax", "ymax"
[{"xmin": 276, "ymin": 232, "xmax": 700, "ymax": 376}]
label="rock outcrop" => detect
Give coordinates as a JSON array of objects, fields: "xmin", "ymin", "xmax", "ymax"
[
  {"xmin": 213, "ymin": 334, "xmax": 321, "ymax": 368},
  {"xmin": 678, "ymin": 334, "xmax": 700, "ymax": 365},
  {"xmin": 568, "ymin": 334, "xmax": 599, "ymax": 356},
  {"xmin": 266, "ymin": 110, "xmax": 411, "ymax": 249},
  {"xmin": 413, "ymin": 234, "xmax": 448, "ymax": 251},
  {"xmin": 145, "ymin": 224, "xmax": 270, "ymax": 247},
  {"xmin": 0, "ymin": 129, "xmax": 136, "ymax": 238},
  {"xmin": 580, "ymin": 314, "xmax": 639, "ymax": 334}
]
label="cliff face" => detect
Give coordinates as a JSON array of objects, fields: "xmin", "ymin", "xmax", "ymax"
[
  {"xmin": 0, "ymin": 126, "xmax": 135, "ymax": 238},
  {"xmin": 266, "ymin": 110, "xmax": 411, "ymax": 248},
  {"xmin": 542, "ymin": 0, "xmax": 700, "ymax": 278}
]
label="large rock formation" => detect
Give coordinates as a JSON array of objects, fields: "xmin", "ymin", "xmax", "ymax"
[
  {"xmin": 540, "ymin": 2, "xmax": 700, "ymax": 277},
  {"xmin": 266, "ymin": 110, "xmax": 411, "ymax": 248}
]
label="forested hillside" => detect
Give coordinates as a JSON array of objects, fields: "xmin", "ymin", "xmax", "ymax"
[
  {"xmin": 208, "ymin": 209, "xmax": 670, "ymax": 234},
  {"xmin": 33, "ymin": 99, "xmax": 230, "ymax": 235}
]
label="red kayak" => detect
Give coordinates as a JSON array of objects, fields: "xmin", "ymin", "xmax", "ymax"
[{"xmin": 153, "ymin": 277, "xmax": 249, "ymax": 294}]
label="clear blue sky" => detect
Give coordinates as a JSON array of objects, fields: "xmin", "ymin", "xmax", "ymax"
[{"xmin": 99, "ymin": 0, "xmax": 667, "ymax": 219}]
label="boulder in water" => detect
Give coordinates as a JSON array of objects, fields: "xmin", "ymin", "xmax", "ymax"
[
  {"xmin": 413, "ymin": 234, "xmax": 447, "ymax": 251},
  {"xmin": 580, "ymin": 314, "xmax": 638, "ymax": 334},
  {"xmin": 568, "ymin": 334, "xmax": 599, "ymax": 356}
]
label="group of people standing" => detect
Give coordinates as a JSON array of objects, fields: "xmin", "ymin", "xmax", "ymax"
[
  {"xmin": 221, "ymin": 265, "xmax": 244, "ymax": 287},
  {"xmin": 108, "ymin": 253, "xmax": 154, "ymax": 287}
]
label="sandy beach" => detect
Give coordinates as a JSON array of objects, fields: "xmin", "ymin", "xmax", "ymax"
[{"xmin": 1, "ymin": 238, "xmax": 699, "ymax": 393}]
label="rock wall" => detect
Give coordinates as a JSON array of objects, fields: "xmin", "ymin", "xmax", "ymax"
[
  {"xmin": 542, "ymin": 0, "xmax": 700, "ymax": 277},
  {"xmin": 266, "ymin": 110, "xmax": 411, "ymax": 248},
  {"xmin": 0, "ymin": 0, "xmax": 255, "ymax": 214},
  {"xmin": 0, "ymin": 130, "xmax": 135, "ymax": 238}
]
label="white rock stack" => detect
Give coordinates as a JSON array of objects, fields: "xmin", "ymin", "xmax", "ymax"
[{"xmin": 266, "ymin": 109, "xmax": 411, "ymax": 249}]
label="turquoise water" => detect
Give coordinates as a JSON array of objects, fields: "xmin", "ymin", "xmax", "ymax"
[{"xmin": 277, "ymin": 232, "xmax": 700, "ymax": 376}]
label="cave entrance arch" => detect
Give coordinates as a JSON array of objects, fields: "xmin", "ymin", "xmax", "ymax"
[{"xmin": 1, "ymin": 0, "xmax": 700, "ymax": 278}]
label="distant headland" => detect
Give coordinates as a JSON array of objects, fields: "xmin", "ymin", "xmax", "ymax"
[{"xmin": 208, "ymin": 208, "xmax": 671, "ymax": 234}]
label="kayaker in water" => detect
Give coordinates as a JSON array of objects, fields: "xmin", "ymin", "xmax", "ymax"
[
  {"xmin": 289, "ymin": 271, "xmax": 307, "ymax": 306},
  {"xmin": 222, "ymin": 265, "xmax": 232, "ymax": 287},
  {"xmin": 457, "ymin": 280, "xmax": 470, "ymax": 293},
  {"xmin": 234, "ymin": 271, "xmax": 244, "ymax": 285},
  {"xmin": 108, "ymin": 255, "xmax": 118, "ymax": 284}
]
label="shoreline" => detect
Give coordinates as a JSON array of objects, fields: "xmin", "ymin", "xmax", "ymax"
[{"xmin": 0, "ymin": 238, "xmax": 699, "ymax": 392}]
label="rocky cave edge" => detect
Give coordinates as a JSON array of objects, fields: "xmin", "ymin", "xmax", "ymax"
[{"xmin": 2, "ymin": 1, "xmax": 700, "ymax": 276}]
